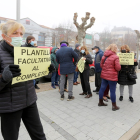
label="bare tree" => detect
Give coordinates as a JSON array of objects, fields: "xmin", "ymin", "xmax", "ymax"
[
  {"xmin": 99, "ymin": 28, "xmax": 113, "ymax": 51},
  {"xmin": 73, "ymin": 12, "xmax": 95, "ymax": 46},
  {"xmin": 52, "ymin": 22, "xmax": 77, "ymax": 47},
  {"xmin": 124, "ymin": 34, "xmax": 137, "ymax": 51}
]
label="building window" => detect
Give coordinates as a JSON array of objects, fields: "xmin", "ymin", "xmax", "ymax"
[
  {"xmin": 37, "ymin": 33, "xmax": 45, "ymax": 46},
  {"xmin": 26, "ymin": 20, "xmax": 30, "ymax": 25}
]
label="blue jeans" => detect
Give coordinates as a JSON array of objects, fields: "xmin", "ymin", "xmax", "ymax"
[
  {"xmin": 99, "ymin": 79, "xmax": 117, "ymax": 103},
  {"xmin": 51, "ymin": 71, "xmax": 59, "ymax": 86},
  {"xmin": 33, "ymin": 80, "xmax": 36, "ymax": 86},
  {"xmin": 73, "ymin": 71, "xmax": 79, "ymax": 83}
]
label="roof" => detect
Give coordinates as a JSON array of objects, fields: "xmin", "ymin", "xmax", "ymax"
[
  {"xmin": 111, "ymin": 26, "xmax": 133, "ymax": 32},
  {"xmin": 0, "ymin": 16, "xmax": 54, "ymax": 30},
  {"xmin": 0, "ymin": 16, "xmax": 15, "ymax": 21},
  {"xmin": 40, "ymin": 25, "xmax": 54, "ymax": 30}
]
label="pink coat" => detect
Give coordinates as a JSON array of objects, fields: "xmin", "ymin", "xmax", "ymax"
[{"xmin": 100, "ymin": 50, "xmax": 121, "ymax": 81}]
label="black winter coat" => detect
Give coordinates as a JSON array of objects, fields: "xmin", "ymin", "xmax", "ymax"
[
  {"xmin": 21, "ymin": 42, "xmax": 34, "ymax": 47},
  {"xmin": 74, "ymin": 49, "xmax": 80, "ymax": 64},
  {"xmin": 0, "ymin": 41, "xmax": 37, "ymax": 113},
  {"xmin": 79, "ymin": 53, "xmax": 93, "ymax": 71},
  {"xmin": 118, "ymin": 62, "xmax": 138, "ymax": 85}
]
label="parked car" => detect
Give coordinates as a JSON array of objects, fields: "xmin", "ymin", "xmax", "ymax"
[
  {"xmin": 89, "ymin": 61, "xmax": 95, "ymax": 76},
  {"xmin": 37, "ymin": 46, "xmax": 53, "ymax": 78}
]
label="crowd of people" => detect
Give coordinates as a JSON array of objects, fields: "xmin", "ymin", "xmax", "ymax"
[
  {"xmin": 50, "ymin": 39, "xmax": 138, "ymax": 111},
  {"xmin": 0, "ymin": 20, "xmax": 138, "ymax": 140}
]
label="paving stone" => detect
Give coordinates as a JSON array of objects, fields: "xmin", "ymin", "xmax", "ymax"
[{"xmin": 1, "ymin": 73, "xmax": 140, "ymax": 140}]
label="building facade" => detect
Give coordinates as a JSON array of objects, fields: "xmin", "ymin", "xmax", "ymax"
[{"xmin": 0, "ymin": 17, "xmax": 53, "ymax": 47}]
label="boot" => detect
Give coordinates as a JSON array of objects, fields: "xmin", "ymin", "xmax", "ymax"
[
  {"xmin": 85, "ymin": 94, "xmax": 92, "ymax": 98},
  {"xmin": 112, "ymin": 102, "xmax": 120, "ymax": 111},
  {"xmin": 79, "ymin": 92, "xmax": 87, "ymax": 95},
  {"xmin": 98, "ymin": 99, "xmax": 108, "ymax": 106},
  {"xmin": 35, "ymin": 84, "xmax": 40, "ymax": 89},
  {"xmin": 129, "ymin": 97, "xmax": 134, "ymax": 103}
]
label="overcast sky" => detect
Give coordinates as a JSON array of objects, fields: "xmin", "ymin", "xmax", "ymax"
[{"xmin": 0, "ymin": 0, "xmax": 140, "ymax": 33}]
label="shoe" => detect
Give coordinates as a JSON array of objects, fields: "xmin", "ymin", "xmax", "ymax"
[
  {"xmin": 67, "ymin": 96, "xmax": 75, "ymax": 101},
  {"xmin": 93, "ymin": 89, "xmax": 99, "ymax": 92},
  {"xmin": 55, "ymin": 84, "xmax": 59, "ymax": 86},
  {"xmin": 119, "ymin": 96, "xmax": 123, "ymax": 101},
  {"xmin": 103, "ymin": 97, "xmax": 108, "ymax": 102},
  {"xmin": 76, "ymin": 82, "xmax": 80, "ymax": 84},
  {"xmin": 129, "ymin": 97, "xmax": 134, "ymax": 103},
  {"xmin": 106, "ymin": 95, "xmax": 110, "ymax": 99},
  {"xmin": 61, "ymin": 94, "xmax": 64, "ymax": 100},
  {"xmin": 35, "ymin": 84, "xmax": 40, "ymax": 89},
  {"xmin": 112, "ymin": 102, "xmax": 120, "ymax": 111},
  {"xmin": 64, "ymin": 89, "xmax": 68, "ymax": 92},
  {"xmin": 98, "ymin": 99, "xmax": 108, "ymax": 106},
  {"xmin": 79, "ymin": 92, "xmax": 87, "ymax": 95},
  {"xmin": 51, "ymin": 85, "xmax": 56, "ymax": 89},
  {"xmin": 85, "ymin": 94, "xmax": 92, "ymax": 98},
  {"xmin": 73, "ymin": 82, "xmax": 78, "ymax": 85}
]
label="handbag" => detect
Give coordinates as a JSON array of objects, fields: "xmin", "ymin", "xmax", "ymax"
[
  {"xmin": 127, "ymin": 72, "xmax": 137, "ymax": 80},
  {"xmin": 127, "ymin": 67, "xmax": 137, "ymax": 80}
]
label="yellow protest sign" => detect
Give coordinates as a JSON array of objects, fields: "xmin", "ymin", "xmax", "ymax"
[
  {"xmin": 117, "ymin": 53, "xmax": 134, "ymax": 65},
  {"xmin": 77, "ymin": 57, "xmax": 85, "ymax": 73},
  {"xmin": 12, "ymin": 47, "xmax": 51, "ymax": 85}
]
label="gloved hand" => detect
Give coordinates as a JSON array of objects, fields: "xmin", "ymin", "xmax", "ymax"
[
  {"xmin": 48, "ymin": 64, "xmax": 55, "ymax": 73},
  {"xmin": 2, "ymin": 65, "xmax": 21, "ymax": 82}
]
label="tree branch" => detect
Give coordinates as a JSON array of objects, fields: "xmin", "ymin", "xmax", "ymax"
[
  {"xmin": 73, "ymin": 13, "xmax": 80, "ymax": 29},
  {"xmin": 85, "ymin": 17, "xmax": 95, "ymax": 30},
  {"xmin": 80, "ymin": 12, "xmax": 90, "ymax": 28}
]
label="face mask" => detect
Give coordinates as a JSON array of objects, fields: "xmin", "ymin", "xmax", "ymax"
[
  {"xmin": 30, "ymin": 41, "xmax": 34, "ymax": 46},
  {"xmin": 121, "ymin": 50, "xmax": 126, "ymax": 53},
  {"xmin": 5, "ymin": 34, "xmax": 22, "ymax": 47},
  {"xmin": 81, "ymin": 50, "xmax": 85, "ymax": 54},
  {"xmin": 79, "ymin": 47, "xmax": 81, "ymax": 50},
  {"xmin": 92, "ymin": 50, "xmax": 96, "ymax": 54}
]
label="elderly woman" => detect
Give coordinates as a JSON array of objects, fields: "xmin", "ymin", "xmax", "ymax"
[
  {"xmin": 0, "ymin": 20, "xmax": 46, "ymax": 140},
  {"xmin": 118, "ymin": 45, "xmax": 138, "ymax": 103},
  {"xmin": 98, "ymin": 44, "xmax": 121, "ymax": 111}
]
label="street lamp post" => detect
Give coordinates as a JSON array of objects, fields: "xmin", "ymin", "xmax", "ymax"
[
  {"xmin": 134, "ymin": 30, "xmax": 140, "ymax": 69},
  {"xmin": 16, "ymin": 0, "xmax": 20, "ymax": 22}
]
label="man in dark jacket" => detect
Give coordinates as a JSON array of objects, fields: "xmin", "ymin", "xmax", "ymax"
[
  {"xmin": 56, "ymin": 41, "xmax": 78, "ymax": 101},
  {"xmin": 51, "ymin": 47, "xmax": 59, "ymax": 89},
  {"xmin": 22, "ymin": 36, "xmax": 40, "ymax": 89},
  {"xmin": 92, "ymin": 46, "xmax": 104, "ymax": 93},
  {"xmin": 73, "ymin": 43, "xmax": 80, "ymax": 85}
]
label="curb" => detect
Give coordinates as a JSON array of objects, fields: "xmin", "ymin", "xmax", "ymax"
[{"xmin": 119, "ymin": 121, "xmax": 140, "ymax": 140}]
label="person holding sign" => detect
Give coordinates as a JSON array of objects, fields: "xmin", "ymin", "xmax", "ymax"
[
  {"xmin": 0, "ymin": 20, "xmax": 46, "ymax": 140},
  {"xmin": 118, "ymin": 45, "xmax": 138, "ymax": 103},
  {"xmin": 79, "ymin": 46, "xmax": 93, "ymax": 98},
  {"xmin": 98, "ymin": 44, "xmax": 121, "ymax": 111},
  {"xmin": 22, "ymin": 35, "xmax": 40, "ymax": 89}
]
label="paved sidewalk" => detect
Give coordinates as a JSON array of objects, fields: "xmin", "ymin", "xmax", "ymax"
[{"xmin": 1, "ymin": 73, "xmax": 140, "ymax": 140}]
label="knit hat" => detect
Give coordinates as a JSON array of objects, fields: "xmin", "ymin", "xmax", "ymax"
[
  {"xmin": 60, "ymin": 43, "xmax": 67, "ymax": 47},
  {"xmin": 75, "ymin": 44, "xmax": 80, "ymax": 49}
]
